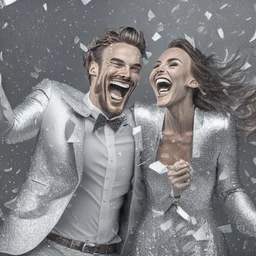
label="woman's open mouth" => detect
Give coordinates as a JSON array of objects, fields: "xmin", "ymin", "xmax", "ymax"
[{"xmin": 156, "ymin": 78, "xmax": 172, "ymax": 96}]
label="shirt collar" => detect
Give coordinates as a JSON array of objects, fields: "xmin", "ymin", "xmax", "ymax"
[{"xmin": 83, "ymin": 92, "xmax": 125, "ymax": 121}]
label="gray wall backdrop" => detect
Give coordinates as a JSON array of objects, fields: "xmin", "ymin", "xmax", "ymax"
[{"xmin": 0, "ymin": 0, "xmax": 256, "ymax": 255}]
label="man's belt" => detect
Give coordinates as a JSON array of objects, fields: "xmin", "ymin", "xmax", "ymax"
[{"xmin": 47, "ymin": 233, "xmax": 117, "ymax": 254}]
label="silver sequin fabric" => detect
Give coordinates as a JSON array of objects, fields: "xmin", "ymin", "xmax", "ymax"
[{"xmin": 129, "ymin": 102, "xmax": 256, "ymax": 256}]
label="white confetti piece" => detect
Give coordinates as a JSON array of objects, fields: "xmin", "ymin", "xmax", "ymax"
[
  {"xmin": 171, "ymin": 4, "xmax": 180, "ymax": 13},
  {"xmin": 197, "ymin": 26, "xmax": 204, "ymax": 33},
  {"xmin": 157, "ymin": 22, "xmax": 164, "ymax": 32},
  {"xmin": 239, "ymin": 31, "xmax": 245, "ymax": 36},
  {"xmin": 81, "ymin": 0, "xmax": 91, "ymax": 6},
  {"xmin": 132, "ymin": 126, "xmax": 141, "ymax": 135},
  {"xmin": 12, "ymin": 188, "xmax": 19, "ymax": 193},
  {"xmin": 152, "ymin": 209, "xmax": 164, "ymax": 218},
  {"xmin": 143, "ymin": 58, "xmax": 149, "ymax": 65},
  {"xmin": 0, "ymin": 208, "xmax": 3, "ymax": 217},
  {"xmin": 249, "ymin": 141, "xmax": 256, "ymax": 146},
  {"xmin": 254, "ymin": 4, "xmax": 256, "ymax": 12},
  {"xmin": 74, "ymin": 36, "xmax": 80, "ymax": 44},
  {"xmin": 204, "ymin": 11, "xmax": 212, "ymax": 20},
  {"xmin": 217, "ymin": 224, "xmax": 232, "ymax": 233},
  {"xmin": 221, "ymin": 49, "xmax": 228, "ymax": 63},
  {"xmin": 149, "ymin": 161, "xmax": 168, "ymax": 174},
  {"xmin": 43, "ymin": 3, "xmax": 47, "ymax": 11},
  {"xmin": 0, "ymin": 0, "xmax": 18, "ymax": 8},
  {"xmin": 219, "ymin": 170, "xmax": 229, "ymax": 180},
  {"xmin": 220, "ymin": 4, "xmax": 228, "ymax": 10},
  {"xmin": 184, "ymin": 34, "xmax": 195, "ymax": 49},
  {"xmin": 16, "ymin": 169, "xmax": 20, "ymax": 174},
  {"xmin": 152, "ymin": 32, "xmax": 161, "ymax": 41},
  {"xmin": 160, "ymin": 219, "xmax": 173, "ymax": 232},
  {"xmin": 249, "ymin": 30, "xmax": 256, "ymax": 43},
  {"xmin": 80, "ymin": 42, "xmax": 88, "ymax": 52},
  {"xmin": 148, "ymin": 10, "xmax": 155, "ymax": 20},
  {"xmin": 240, "ymin": 62, "xmax": 251, "ymax": 70},
  {"xmin": 245, "ymin": 17, "xmax": 252, "ymax": 21},
  {"xmin": 218, "ymin": 28, "xmax": 224, "ymax": 39},
  {"xmin": 4, "ymin": 167, "xmax": 12, "ymax": 172},
  {"xmin": 193, "ymin": 222, "xmax": 209, "ymax": 241},
  {"xmin": 244, "ymin": 169, "xmax": 250, "ymax": 177},
  {"xmin": 118, "ymin": 152, "xmax": 122, "ymax": 157},
  {"xmin": 253, "ymin": 157, "xmax": 256, "ymax": 165},
  {"xmin": 2, "ymin": 22, "xmax": 8, "ymax": 29},
  {"xmin": 251, "ymin": 177, "xmax": 256, "ymax": 184},
  {"xmin": 4, "ymin": 196, "xmax": 17, "ymax": 210},
  {"xmin": 146, "ymin": 51, "xmax": 152, "ymax": 58},
  {"xmin": 176, "ymin": 206, "xmax": 196, "ymax": 224},
  {"xmin": 0, "ymin": 51, "xmax": 3, "ymax": 61},
  {"xmin": 30, "ymin": 72, "xmax": 39, "ymax": 79}
]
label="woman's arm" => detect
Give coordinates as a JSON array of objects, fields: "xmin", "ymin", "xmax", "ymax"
[{"xmin": 216, "ymin": 115, "xmax": 256, "ymax": 236}]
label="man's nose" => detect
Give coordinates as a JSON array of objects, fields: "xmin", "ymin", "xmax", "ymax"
[
  {"xmin": 120, "ymin": 66, "xmax": 131, "ymax": 78},
  {"xmin": 156, "ymin": 66, "xmax": 166, "ymax": 74}
]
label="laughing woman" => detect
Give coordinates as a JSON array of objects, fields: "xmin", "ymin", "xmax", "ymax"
[{"xmin": 131, "ymin": 39, "xmax": 256, "ymax": 256}]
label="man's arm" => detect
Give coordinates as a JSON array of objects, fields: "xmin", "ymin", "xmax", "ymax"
[
  {"xmin": 216, "ymin": 115, "xmax": 256, "ymax": 236},
  {"xmin": 0, "ymin": 74, "xmax": 49, "ymax": 144}
]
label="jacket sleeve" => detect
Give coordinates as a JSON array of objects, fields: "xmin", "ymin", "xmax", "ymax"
[
  {"xmin": 216, "ymin": 115, "xmax": 256, "ymax": 237},
  {"xmin": 0, "ymin": 74, "xmax": 50, "ymax": 144}
]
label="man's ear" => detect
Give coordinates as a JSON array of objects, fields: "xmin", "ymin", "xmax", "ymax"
[
  {"xmin": 89, "ymin": 61, "xmax": 99, "ymax": 77},
  {"xmin": 187, "ymin": 77, "xmax": 199, "ymax": 88}
]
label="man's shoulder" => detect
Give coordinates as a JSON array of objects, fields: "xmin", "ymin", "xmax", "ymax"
[{"xmin": 32, "ymin": 79, "xmax": 85, "ymax": 101}]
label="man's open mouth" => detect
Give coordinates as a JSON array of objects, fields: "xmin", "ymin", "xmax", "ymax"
[
  {"xmin": 108, "ymin": 80, "xmax": 130, "ymax": 102},
  {"xmin": 156, "ymin": 78, "xmax": 172, "ymax": 96}
]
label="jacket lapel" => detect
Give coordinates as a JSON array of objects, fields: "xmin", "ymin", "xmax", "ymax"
[
  {"xmin": 192, "ymin": 108, "xmax": 204, "ymax": 159},
  {"xmin": 63, "ymin": 95, "xmax": 91, "ymax": 184}
]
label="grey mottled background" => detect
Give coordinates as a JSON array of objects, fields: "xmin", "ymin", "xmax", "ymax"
[{"xmin": 0, "ymin": 0, "xmax": 256, "ymax": 255}]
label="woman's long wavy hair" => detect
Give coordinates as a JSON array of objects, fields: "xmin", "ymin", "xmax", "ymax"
[{"xmin": 168, "ymin": 39, "xmax": 256, "ymax": 139}]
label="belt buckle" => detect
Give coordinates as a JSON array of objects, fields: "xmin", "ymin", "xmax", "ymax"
[{"xmin": 82, "ymin": 242, "xmax": 96, "ymax": 254}]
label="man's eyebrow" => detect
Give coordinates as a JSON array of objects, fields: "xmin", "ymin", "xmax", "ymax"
[
  {"xmin": 110, "ymin": 58, "xmax": 125, "ymax": 64},
  {"xmin": 110, "ymin": 58, "xmax": 142, "ymax": 69}
]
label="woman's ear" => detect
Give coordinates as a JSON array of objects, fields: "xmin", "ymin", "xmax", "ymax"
[
  {"xmin": 89, "ymin": 61, "xmax": 99, "ymax": 77},
  {"xmin": 187, "ymin": 77, "xmax": 199, "ymax": 88}
]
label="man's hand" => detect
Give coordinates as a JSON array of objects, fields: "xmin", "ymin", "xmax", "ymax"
[{"xmin": 167, "ymin": 159, "xmax": 191, "ymax": 198}]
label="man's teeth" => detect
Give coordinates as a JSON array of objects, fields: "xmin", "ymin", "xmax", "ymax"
[
  {"xmin": 110, "ymin": 81, "xmax": 130, "ymax": 89},
  {"xmin": 110, "ymin": 92, "xmax": 122, "ymax": 100}
]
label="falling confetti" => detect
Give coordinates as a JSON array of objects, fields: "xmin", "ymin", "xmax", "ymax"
[
  {"xmin": 253, "ymin": 157, "xmax": 256, "ymax": 165},
  {"xmin": 30, "ymin": 72, "xmax": 39, "ymax": 79},
  {"xmin": 4, "ymin": 167, "xmax": 12, "ymax": 172},
  {"xmin": 0, "ymin": 51, "xmax": 3, "ymax": 61},
  {"xmin": 160, "ymin": 219, "xmax": 173, "ymax": 232},
  {"xmin": 217, "ymin": 224, "xmax": 232, "ymax": 233},
  {"xmin": 251, "ymin": 177, "xmax": 256, "ymax": 184},
  {"xmin": 240, "ymin": 62, "xmax": 251, "ymax": 70},
  {"xmin": 184, "ymin": 34, "xmax": 195, "ymax": 49},
  {"xmin": 171, "ymin": 4, "xmax": 180, "ymax": 13},
  {"xmin": 219, "ymin": 170, "xmax": 229, "ymax": 180},
  {"xmin": 249, "ymin": 30, "xmax": 256, "ymax": 43},
  {"xmin": 149, "ymin": 161, "xmax": 168, "ymax": 174},
  {"xmin": 132, "ymin": 126, "xmax": 141, "ymax": 135},
  {"xmin": 148, "ymin": 10, "xmax": 156, "ymax": 20},
  {"xmin": 81, "ymin": 0, "xmax": 91, "ymax": 6},
  {"xmin": 4, "ymin": 197, "xmax": 17, "ymax": 210},
  {"xmin": 146, "ymin": 51, "xmax": 152, "ymax": 58},
  {"xmin": 204, "ymin": 11, "xmax": 212, "ymax": 20},
  {"xmin": 80, "ymin": 42, "xmax": 88, "ymax": 52},
  {"xmin": 152, "ymin": 32, "xmax": 161, "ymax": 41},
  {"xmin": 2, "ymin": 22, "xmax": 8, "ymax": 29},
  {"xmin": 12, "ymin": 188, "xmax": 19, "ymax": 193},
  {"xmin": 0, "ymin": 0, "xmax": 18, "ymax": 8},
  {"xmin": 157, "ymin": 22, "xmax": 164, "ymax": 32},
  {"xmin": 218, "ymin": 28, "xmax": 224, "ymax": 39},
  {"xmin": 43, "ymin": 3, "xmax": 47, "ymax": 11},
  {"xmin": 193, "ymin": 222, "xmax": 209, "ymax": 241},
  {"xmin": 118, "ymin": 152, "xmax": 122, "ymax": 156},
  {"xmin": 220, "ymin": 4, "xmax": 228, "ymax": 9},
  {"xmin": 74, "ymin": 36, "xmax": 80, "ymax": 44}
]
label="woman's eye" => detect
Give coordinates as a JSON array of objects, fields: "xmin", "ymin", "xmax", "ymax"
[{"xmin": 169, "ymin": 62, "xmax": 178, "ymax": 67}]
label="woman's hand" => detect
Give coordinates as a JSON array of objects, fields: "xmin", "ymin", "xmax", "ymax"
[{"xmin": 167, "ymin": 159, "xmax": 191, "ymax": 198}]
